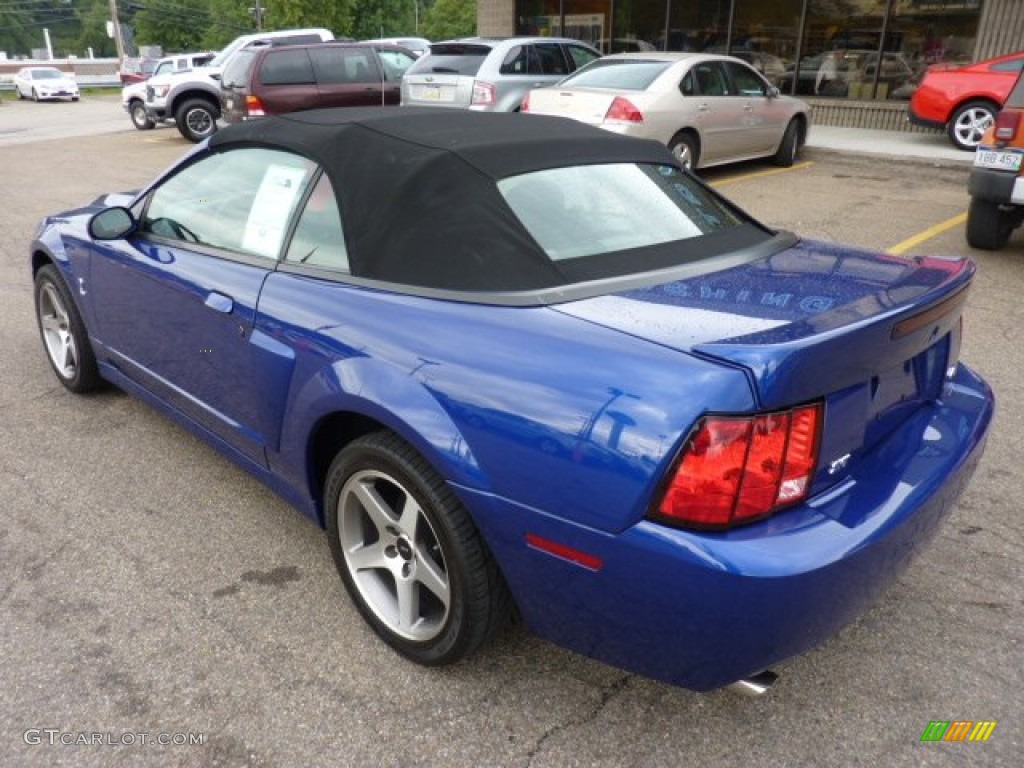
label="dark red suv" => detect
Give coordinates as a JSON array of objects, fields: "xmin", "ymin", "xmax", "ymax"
[{"xmin": 219, "ymin": 41, "xmax": 417, "ymax": 122}]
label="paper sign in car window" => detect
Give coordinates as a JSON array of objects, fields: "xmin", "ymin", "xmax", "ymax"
[{"xmin": 242, "ymin": 164, "xmax": 309, "ymax": 258}]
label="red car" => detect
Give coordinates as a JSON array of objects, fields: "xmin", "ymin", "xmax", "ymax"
[{"xmin": 909, "ymin": 50, "xmax": 1024, "ymax": 150}]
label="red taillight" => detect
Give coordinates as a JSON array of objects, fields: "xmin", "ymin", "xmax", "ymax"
[
  {"xmin": 654, "ymin": 403, "xmax": 822, "ymax": 529},
  {"xmin": 471, "ymin": 80, "xmax": 495, "ymax": 106},
  {"xmin": 520, "ymin": 92, "xmax": 531, "ymax": 112},
  {"xmin": 604, "ymin": 96, "xmax": 643, "ymax": 124},
  {"xmin": 994, "ymin": 110, "xmax": 1021, "ymax": 141},
  {"xmin": 245, "ymin": 94, "xmax": 266, "ymax": 117}
]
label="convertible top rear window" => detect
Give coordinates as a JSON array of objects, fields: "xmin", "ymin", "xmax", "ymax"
[{"xmin": 499, "ymin": 164, "xmax": 743, "ymax": 260}]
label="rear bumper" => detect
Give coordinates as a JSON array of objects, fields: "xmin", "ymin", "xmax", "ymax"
[
  {"xmin": 969, "ymin": 165, "xmax": 1024, "ymax": 205},
  {"xmin": 462, "ymin": 363, "xmax": 993, "ymax": 690}
]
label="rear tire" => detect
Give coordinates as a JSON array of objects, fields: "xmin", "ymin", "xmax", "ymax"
[
  {"xmin": 772, "ymin": 119, "xmax": 801, "ymax": 167},
  {"xmin": 325, "ymin": 431, "xmax": 512, "ymax": 666},
  {"xmin": 175, "ymin": 98, "xmax": 218, "ymax": 143},
  {"xmin": 669, "ymin": 131, "xmax": 699, "ymax": 170},
  {"xmin": 965, "ymin": 198, "xmax": 1013, "ymax": 250},
  {"xmin": 948, "ymin": 100, "xmax": 997, "ymax": 151}
]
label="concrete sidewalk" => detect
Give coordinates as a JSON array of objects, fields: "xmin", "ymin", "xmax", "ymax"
[{"xmin": 806, "ymin": 124, "xmax": 974, "ymax": 164}]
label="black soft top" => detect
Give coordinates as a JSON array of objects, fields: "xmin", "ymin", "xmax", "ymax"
[{"xmin": 207, "ymin": 108, "xmax": 759, "ymax": 293}]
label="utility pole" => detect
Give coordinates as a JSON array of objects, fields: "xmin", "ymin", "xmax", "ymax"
[{"xmin": 107, "ymin": 0, "xmax": 125, "ymax": 64}]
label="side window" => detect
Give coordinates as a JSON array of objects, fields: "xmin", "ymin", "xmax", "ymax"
[
  {"xmin": 566, "ymin": 44, "xmax": 601, "ymax": 71},
  {"xmin": 259, "ymin": 49, "xmax": 315, "ymax": 85},
  {"xmin": 693, "ymin": 62, "xmax": 729, "ymax": 96},
  {"xmin": 285, "ymin": 174, "xmax": 349, "ymax": 270},
  {"xmin": 724, "ymin": 61, "xmax": 767, "ymax": 96},
  {"xmin": 500, "ymin": 45, "xmax": 529, "ymax": 75},
  {"xmin": 679, "ymin": 70, "xmax": 696, "ymax": 96},
  {"xmin": 377, "ymin": 49, "xmax": 416, "ymax": 81},
  {"xmin": 533, "ymin": 43, "xmax": 569, "ymax": 76},
  {"xmin": 311, "ymin": 48, "xmax": 379, "ymax": 84},
  {"xmin": 142, "ymin": 148, "xmax": 317, "ymax": 260}
]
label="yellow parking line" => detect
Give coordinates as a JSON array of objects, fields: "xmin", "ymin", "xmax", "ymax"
[
  {"xmin": 886, "ymin": 212, "xmax": 967, "ymax": 255},
  {"xmin": 709, "ymin": 161, "xmax": 814, "ymax": 188}
]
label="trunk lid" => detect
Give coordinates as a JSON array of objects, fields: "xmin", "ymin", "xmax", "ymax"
[
  {"xmin": 526, "ymin": 87, "xmax": 622, "ymax": 126},
  {"xmin": 553, "ymin": 239, "xmax": 973, "ymax": 492}
]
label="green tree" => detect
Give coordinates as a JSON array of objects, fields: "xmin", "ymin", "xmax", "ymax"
[
  {"xmin": 266, "ymin": 0, "xmax": 354, "ymax": 37},
  {"xmin": 132, "ymin": 0, "xmax": 210, "ymax": 52},
  {"xmin": 421, "ymin": 0, "xmax": 474, "ymax": 42}
]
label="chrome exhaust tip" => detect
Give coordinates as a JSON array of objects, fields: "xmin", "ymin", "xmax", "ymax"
[{"xmin": 728, "ymin": 670, "xmax": 779, "ymax": 696}]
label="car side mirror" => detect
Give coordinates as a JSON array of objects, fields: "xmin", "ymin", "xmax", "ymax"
[
  {"xmin": 89, "ymin": 207, "xmax": 137, "ymax": 240},
  {"xmin": 767, "ymin": 86, "xmax": 781, "ymax": 98}
]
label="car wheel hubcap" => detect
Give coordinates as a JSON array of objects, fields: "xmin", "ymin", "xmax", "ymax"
[
  {"xmin": 955, "ymin": 109, "xmax": 993, "ymax": 147},
  {"xmin": 339, "ymin": 469, "xmax": 451, "ymax": 642},
  {"xmin": 672, "ymin": 142, "xmax": 693, "ymax": 168},
  {"xmin": 187, "ymin": 109, "xmax": 212, "ymax": 136},
  {"xmin": 38, "ymin": 283, "xmax": 77, "ymax": 379}
]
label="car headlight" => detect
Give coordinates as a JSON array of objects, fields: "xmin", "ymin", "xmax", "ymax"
[{"xmin": 152, "ymin": 84, "xmax": 170, "ymax": 99}]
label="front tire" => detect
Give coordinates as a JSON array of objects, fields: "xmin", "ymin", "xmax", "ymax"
[
  {"xmin": 669, "ymin": 131, "xmax": 699, "ymax": 170},
  {"xmin": 175, "ymin": 98, "xmax": 218, "ymax": 143},
  {"xmin": 772, "ymin": 119, "xmax": 801, "ymax": 167},
  {"xmin": 325, "ymin": 432, "xmax": 511, "ymax": 666},
  {"xmin": 129, "ymin": 100, "xmax": 155, "ymax": 130},
  {"xmin": 34, "ymin": 264, "xmax": 101, "ymax": 393},
  {"xmin": 965, "ymin": 197, "xmax": 1013, "ymax": 250},
  {"xmin": 948, "ymin": 100, "xmax": 997, "ymax": 151},
  {"xmin": 32, "ymin": 88, "xmax": 39, "ymax": 102}
]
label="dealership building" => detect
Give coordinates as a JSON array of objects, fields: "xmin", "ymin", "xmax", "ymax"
[{"xmin": 477, "ymin": 1, "xmax": 1024, "ymax": 130}]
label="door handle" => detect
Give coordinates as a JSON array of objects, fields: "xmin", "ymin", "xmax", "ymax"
[
  {"xmin": 698, "ymin": 103, "xmax": 711, "ymax": 112},
  {"xmin": 204, "ymin": 291, "xmax": 233, "ymax": 314}
]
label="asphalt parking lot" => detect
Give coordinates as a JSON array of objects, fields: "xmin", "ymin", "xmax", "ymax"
[{"xmin": 1, "ymin": 96, "xmax": 1021, "ymax": 767}]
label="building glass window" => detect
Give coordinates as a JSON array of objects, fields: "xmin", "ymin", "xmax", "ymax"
[{"xmin": 514, "ymin": 0, "xmax": 982, "ymax": 101}]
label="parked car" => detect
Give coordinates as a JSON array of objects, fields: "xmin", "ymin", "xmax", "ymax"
[
  {"xmin": 363, "ymin": 36, "xmax": 430, "ymax": 58},
  {"xmin": 966, "ymin": 68, "xmax": 1024, "ymax": 249},
  {"xmin": 400, "ymin": 36, "xmax": 601, "ymax": 111},
  {"xmin": 29, "ymin": 107, "xmax": 992, "ymax": 692},
  {"xmin": 220, "ymin": 41, "xmax": 416, "ymax": 123},
  {"xmin": 122, "ymin": 51, "xmax": 216, "ymax": 130},
  {"xmin": 13, "ymin": 67, "xmax": 79, "ymax": 102},
  {"xmin": 777, "ymin": 49, "xmax": 913, "ymax": 98},
  {"xmin": 909, "ymin": 50, "xmax": 1024, "ymax": 150},
  {"xmin": 522, "ymin": 52, "xmax": 810, "ymax": 170},
  {"xmin": 144, "ymin": 27, "xmax": 334, "ymax": 142},
  {"xmin": 119, "ymin": 56, "xmax": 159, "ymax": 85}
]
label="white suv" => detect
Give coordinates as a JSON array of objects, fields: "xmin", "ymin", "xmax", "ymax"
[{"xmin": 122, "ymin": 52, "xmax": 216, "ymax": 130}]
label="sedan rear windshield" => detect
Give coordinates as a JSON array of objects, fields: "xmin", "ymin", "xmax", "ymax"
[
  {"xmin": 561, "ymin": 60, "xmax": 673, "ymax": 90},
  {"xmin": 407, "ymin": 44, "xmax": 491, "ymax": 76}
]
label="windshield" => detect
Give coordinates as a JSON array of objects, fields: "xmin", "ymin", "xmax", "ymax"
[
  {"xmin": 208, "ymin": 36, "xmax": 253, "ymax": 69},
  {"xmin": 221, "ymin": 48, "xmax": 260, "ymax": 88},
  {"xmin": 499, "ymin": 163, "xmax": 747, "ymax": 261},
  {"xmin": 33, "ymin": 69, "xmax": 65, "ymax": 80},
  {"xmin": 561, "ymin": 59, "xmax": 672, "ymax": 90}
]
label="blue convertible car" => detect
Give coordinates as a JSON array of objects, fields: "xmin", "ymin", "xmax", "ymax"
[{"xmin": 31, "ymin": 108, "xmax": 993, "ymax": 691}]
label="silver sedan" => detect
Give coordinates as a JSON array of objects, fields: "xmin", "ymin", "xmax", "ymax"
[{"xmin": 523, "ymin": 52, "xmax": 810, "ymax": 170}]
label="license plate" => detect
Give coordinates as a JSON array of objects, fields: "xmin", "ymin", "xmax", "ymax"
[
  {"xmin": 415, "ymin": 84, "xmax": 453, "ymax": 103},
  {"xmin": 973, "ymin": 148, "xmax": 1023, "ymax": 171}
]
